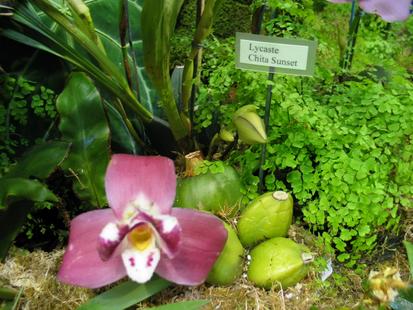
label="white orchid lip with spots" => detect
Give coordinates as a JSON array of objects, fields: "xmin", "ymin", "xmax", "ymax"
[{"xmin": 58, "ymin": 155, "xmax": 228, "ymax": 289}]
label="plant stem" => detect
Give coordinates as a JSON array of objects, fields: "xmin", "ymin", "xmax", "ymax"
[
  {"xmin": 189, "ymin": 0, "xmax": 205, "ymax": 132},
  {"xmin": 251, "ymin": 5, "xmax": 266, "ymax": 34},
  {"xmin": 341, "ymin": 6, "xmax": 362, "ymax": 71},
  {"xmin": 119, "ymin": 0, "xmax": 133, "ymax": 89}
]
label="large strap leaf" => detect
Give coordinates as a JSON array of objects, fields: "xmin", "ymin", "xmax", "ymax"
[
  {"xmin": 141, "ymin": 0, "xmax": 189, "ymax": 141},
  {"xmin": 56, "ymin": 72, "xmax": 110, "ymax": 208},
  {"xmin": 36, "ymin": 0, "xmax": 158, "ymax": 115}
]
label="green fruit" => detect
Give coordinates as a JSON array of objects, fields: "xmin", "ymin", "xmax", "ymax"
[
  {"xmin": 207, "ymin": 223, "xmax": 244, "ymax": 285},
  {"xmin": 175, "ymin": 165, "xmax": 243, "ymax": 216},
  {"xmin": 238, "ymin": 191, "xmax": 293, "ymax": 247},
  {"xmin": 248, "ymin": 237, "xmax": 311, "ymax": 289}
]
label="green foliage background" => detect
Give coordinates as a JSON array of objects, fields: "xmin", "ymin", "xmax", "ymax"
[{"xmin": 194, "ymin": 0, "xmax": 413, "ymax": 265}]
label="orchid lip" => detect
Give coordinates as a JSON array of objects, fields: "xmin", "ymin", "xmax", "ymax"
[{"xmin": 97, "ymin": 195, "xmax": 182, "ymax": 280}]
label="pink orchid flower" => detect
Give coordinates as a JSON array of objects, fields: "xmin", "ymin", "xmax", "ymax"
[
  {"xmin": 328, "ymin": 0, "xmax": 411, "ymax": 22},
  {"xmin": 58, "ymin": 155, "xmax": 228, "ymax": 288}
]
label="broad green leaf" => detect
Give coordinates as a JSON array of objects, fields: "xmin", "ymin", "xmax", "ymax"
[
  {"xmin": 142, "ymin": 0, "xmax": 184, "ymax": 87},
  {"xmin": 403, "ymin": 241, "xmax": 413, "ymax": 278},
  {"xmin": 78, "ymin": 278, "xmax": 170, "ymax": 310},
  {"xmin": 141, "ymin": 0, "xmax": 189, "ymax": 140},
  {"xmin": 6, "ymin": 141, "xmax": 70, "ymax": 179},
  {"xmin": 0, "ymin": 178, "xmax": 58, "ymax": 259},
  {"xmin": 56, "ymin": 72, "xmax": 109, "ymax": 208},
  {"xmin": 146, "ymin": 300, "xmax": 209, "ymax": 310}
]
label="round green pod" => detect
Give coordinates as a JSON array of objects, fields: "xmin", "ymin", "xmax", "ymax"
[
  {"xmin": 207, "ymin": 223, "xmax": 244, "ymax": 285},
  {"xmin": 238, "ymin": 191, "xmax": 293, "ymax": 247},
  {"xmin": 247, "ymin": 237, "xmax": 310, "ymax": 289},
  {"xmin": 175, "ymin": 165, "xmax": 243, "ymax": 216}
]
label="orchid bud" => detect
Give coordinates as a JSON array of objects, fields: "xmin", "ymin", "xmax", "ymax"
[
  {"xmin": 219, "ymin": 128, "xmax": 235, "ymax": 142},
  {"xmin": 233, "ymin": 105, "xmax": 267, "ymax": 145}
]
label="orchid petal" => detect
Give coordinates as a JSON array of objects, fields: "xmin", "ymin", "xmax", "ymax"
[
  {"xmin": 58, "ymin": 209, "xmax": 126, "ymax": 289},
  {"xmin": 121, "ymin": 245, "xmax": 161, "ymax": 283},
  {"xmin": 105, "ymin": 155, "xmax": 176, "ymax": 218},
  {"xmin": 97, "ymin": 222, "xmax": 128, "ymax": 261},
  {"xmin": 360, "ymin": 0, "xmax": 411, "ymax": 22},
  {"xmin": 156, "ymin": 208, "xmax": 227, "ymax": 286},
  {"xmin": 153, "ymin": 214, "xmax": 181, "ymax": 258}
]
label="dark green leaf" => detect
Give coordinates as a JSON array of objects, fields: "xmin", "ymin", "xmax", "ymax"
[
  {"xmin": 0, "ymin": 178, "xmax": 58, "ymax": 259},
  {"xmin": 56, "ymin": 72, "xmax": 110, "ymax": 208},
  {"xmin": 0, "ymin": 287, "xmax": 18, "ymax": 300},
  {"xmin": 145, "ymin": 300, "xmax": 209, "ymax": 310},
  {"xmin": 78, "ymin": 278, "xmax": 170, "ymax": 310},
  {"xmin": 0, "ymin": 178, "xmax": 58, "ymax": 209},
  {"xmin": 6, "ymin": 141, "xmax": 70, "ymax": 179}
]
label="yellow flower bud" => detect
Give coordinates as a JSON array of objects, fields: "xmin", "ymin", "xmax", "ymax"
[{"xmin": 219, "ymin": 128, "xmax": 235, "ymax": 142}]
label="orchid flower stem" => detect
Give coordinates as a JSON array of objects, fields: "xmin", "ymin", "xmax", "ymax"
[
  {"xmin": 251, "ymin": 5, "xmax": 266, "ymax": 34},
  {"xmin": 125, "ymin": 11, "xmax": 141, "ymax": 101},
  {"xmin": 119, "ymin": 0, "xmax": 133, "ymax": 89},
  {"xmin": 119, "ymin": 0, "xmax": 142, "ymax": 99},
  {"xmin": 341, "ymin": 5, "xmax": 362, "ymax": 70},
  {"xmin": 183, "ymin": 0, "xmax": 222, "ymax": 131},
  {"xmin": 188, "ymin": 0, "xmax": 205, "ymax": 135},
  {"xmin": 349, "ymin": 0, "xmax": 357, "ymax": 26}
]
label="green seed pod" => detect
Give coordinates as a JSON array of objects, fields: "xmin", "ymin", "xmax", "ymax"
[
  {"xmin": 248, "ymin": 237, "xmax": 311, "ymax": 289},
  {"xmin": 233, "ymin": 105, "xmax": 267, "ymax": 145},
  {"xmin": 238, "ymin": 191, "xmax": 293, "ymax": 247},
  {"xmin": 175, "ymin": 165, "xmax": 244, "ymax": 216},
  {"xmin": 207, "ymin": 223, "xmax": 244, "ymax": 285}
]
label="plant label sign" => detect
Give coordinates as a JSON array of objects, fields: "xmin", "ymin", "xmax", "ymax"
[{"xmin": 235, "ymin": 32, "xmax": 317, "ymax": 76}]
